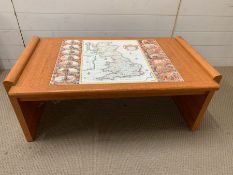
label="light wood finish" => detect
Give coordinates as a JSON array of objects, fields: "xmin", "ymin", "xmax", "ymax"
[
  {"xmin": 173, "ymin": 92, "xmax": 215, "ymax": 130},
  {"xmin": 173, "ymin": 36, "xmax": 222, "ymax": 130},
  {"xmin": 3, "ymin": 36, "xmax": 42, "ymax": 141},
  {"xmin": 9, "ymin": 97, "xmax": 44, "ymax": 141},
  {"xmin": 8, "ymin": 37, "xmax": 220, "ymax": 100},
  {"xmin": 3, "ymin": 36, "xmax": 221, "ymax": 141},
  {"xmin": 3, "ymin": 36, "xmax": 40, "ymax": 92},
  {"xmin": 175, "ymin": 36, "xmax": 222, "ymax": 82}
]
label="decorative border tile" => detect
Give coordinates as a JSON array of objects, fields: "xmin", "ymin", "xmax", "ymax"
[
  {"xmin": 50, "ymin": 40, "xmax": 82, "ymax": 85},
  {"xmin": 139, "ymin": 39, "xmax": 183, "ymax": 82}
]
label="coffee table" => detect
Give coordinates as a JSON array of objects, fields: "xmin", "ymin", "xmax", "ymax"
[{"xmin": 3, "ymin": 36, "xmax": 221, "ymax": 141}]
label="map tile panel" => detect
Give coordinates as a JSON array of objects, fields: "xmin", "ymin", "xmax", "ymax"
[{"xmin": 50, "ymin": 40, "xmax": 183, "ymax": 85}]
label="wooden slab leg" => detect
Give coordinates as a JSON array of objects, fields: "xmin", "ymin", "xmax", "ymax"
[
  {"xmin": 2, "ymin": 36, "xmax": 42, "ymax": 141},
  {"xmin": 9, "ymin": 97, "xmax": 44, "ymax": 141},
  {"xmin": 174, "ymin": 36, "xmax": 222, "ymax": 130},
  {"xmin": 173, "ymin": 91, "xmax": 215, "ymax": 131}
]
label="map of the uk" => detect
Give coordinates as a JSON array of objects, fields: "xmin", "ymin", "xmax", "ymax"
[{"xmin": 80, "ymin": 40, "xmax": 157, "ymax": 84}]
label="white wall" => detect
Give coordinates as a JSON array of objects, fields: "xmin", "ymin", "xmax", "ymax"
[
  {"xmin": 0, "ymin": 0, "xmax": 232, "ymax": 69},
  {"xmin": 14, "ymin": 0, "xmax": 179, "ymax": 44},
  {"xmin": 174, "ymin": 0, "xmax": 233, "ymax": 66},
  {"xmin": 0, "ymin": 0, "xmax": 24, "ymax": 69}
]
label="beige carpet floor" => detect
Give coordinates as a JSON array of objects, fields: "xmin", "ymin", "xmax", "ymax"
[{"xmin": 0, "ymin": 67, "xmax": 233, "ymax": 175}]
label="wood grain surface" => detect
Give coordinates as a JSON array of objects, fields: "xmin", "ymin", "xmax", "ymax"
[
  {"xmin": 3, "ymin": 36, "xmax": 222, "ymax": 141},
  {"xmin": 6, "ymin": 36, "xmax": 220, "ymax": 101}
]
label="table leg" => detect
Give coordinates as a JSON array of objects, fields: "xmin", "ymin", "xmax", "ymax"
[
  {"xmin": 173, "ymin": 91, "xmax": 215, "ymax": 131},
  {"xmin": 9, "ymin": 97, "xmax": 44, "ymax": 141}
]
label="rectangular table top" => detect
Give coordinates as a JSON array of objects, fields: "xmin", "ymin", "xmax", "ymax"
[{"xmin": 5, "ymin": 37, "xmax": 221, "ymax": 101}]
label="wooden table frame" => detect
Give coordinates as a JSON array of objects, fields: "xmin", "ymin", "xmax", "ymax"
[{"xmin": 3, "ymin": 36, "xmax": 221, "ymax": 142}]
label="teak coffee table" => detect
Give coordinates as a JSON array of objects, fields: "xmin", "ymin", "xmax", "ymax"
[{"xmin": 3, "ymin": 36, "xmax": 221, "ymax": 142}]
